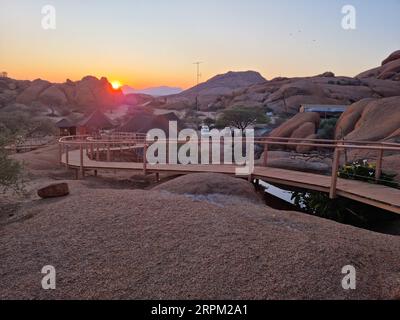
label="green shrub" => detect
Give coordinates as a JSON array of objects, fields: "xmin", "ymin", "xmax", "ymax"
[
  {"xmin": 338, "ymin": 160, "xmax": 399, "ymax": 188},
  {"xmin": 291, "ymin": 190, "xmax": 349, "ymax": 222},
  {"xmin": 0, "ymin": 112, "xmax": 56, "ymax": 138},
  {"xmin": 317, "ymin": 118, "xmax": 338, "ymax": 140},
  {"xmin": 291, "ymin": 189, "xmax": 396, "ymax": 226},
  {"xmin": 0, "ymin": 135, "xmax": 24, "ymax": 194}
]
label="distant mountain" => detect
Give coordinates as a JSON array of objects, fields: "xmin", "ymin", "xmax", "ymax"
[
  {"xmin": 181, "ymin": 71, "xmax": 267, "ymax": 97},
  {"xmin": 122, "ymin": 85, "xmax": 183, "ymax": 97},
  {"xmin": 147, "ymin": 71, "xmax": 267, "ymax": 110}
]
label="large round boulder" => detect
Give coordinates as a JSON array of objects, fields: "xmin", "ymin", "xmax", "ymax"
[
  {"xmin": 73, "ymin": 76, "xmax": 124, "ymax": 108},
  {"xmin": 153, "ymin": 173, "xmax": 263, "ymax": 205},
  {"xmin": 291, "ymin": 122, "xmax": 316, "ymax": 140},
  {"xmin": 335, "ymin": 98, "xmax": 375, "ymax": 139},
  {"xmin": 58, "ymin": 82, "xmax": 76, "ymax": 104},
  {"xmin": 16, "ymin": 79, "xmax": 51, "ymax": 104},
  {"xmin": 357, "ymin": 50, "xmax": 400, "ymax": 81},
  {"xmin": 39, "ymin": 85, "xmax": 68, "ymax": 106},
  {"xmin": 37, "ymin": 183, "xmax": 70, "ymax": 199},
  {"xmin": 335, "ymin": 96, "xmax": 400, "ymax": 141},
  {"xmin": 296, "ymin": 133, "xmax": 318, "ymax": 153},
  {"xmin": 382, "ymin": 50, "xmax": 400, "ymax": 66},
  {"xmin": 270, "ymin": 112, "xmax": 320, "ymax": 138}
]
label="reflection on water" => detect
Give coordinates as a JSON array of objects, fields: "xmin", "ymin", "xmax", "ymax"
[{"xmin": 259, "ymin": 180, "xmax": 295, "ymax": 204}]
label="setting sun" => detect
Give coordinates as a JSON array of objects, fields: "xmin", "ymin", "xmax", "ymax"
[{"xmin": 111, "ymin": 81, "xmax": 122, "ymax": 90}]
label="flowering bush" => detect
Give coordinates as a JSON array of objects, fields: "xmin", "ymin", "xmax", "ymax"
[{"xmin": 338, "ymin": 160, "xmax": 398, "ymax": 188}]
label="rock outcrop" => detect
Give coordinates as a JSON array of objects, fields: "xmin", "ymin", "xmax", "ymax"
[
  {"xmin": 269, "ymin": 112, "xmax": 320, "ymax": 139},
  {"xmin": 13, "ymin": 76, "xmax": 124, "ymax": 110},
  {"xmin": 382, "ymin": 50, "xmax": 400, "ymax": 66},
  {"xmin": 153, "ymin": 173, "xmax": 263, "ymax": 205},
  {"xmin": 335, "ymin": 96, "xmax": 400, "ymax": 142},
  {"xmin": 267, "ymin": 112, "xmax": 320, "ymax": 153},
  {"xmin": 37, "ymin": 183, "xmax": 70, "ymax": 199},
  {"xmin": 16, "ymin": 79, "xmax": 51, "ymax": 105},
  {"xmin": 357, "ymin": 51, "xmax": 400, "ymax": 81},
  {"xmin": 39, "ymin": 85, "xmax": 68, "ymax": 106}
]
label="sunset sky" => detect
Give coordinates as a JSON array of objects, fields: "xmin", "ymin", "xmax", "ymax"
[{"xmin": 1, "ymin": 0, "xmax": 399, "ymax": 89}]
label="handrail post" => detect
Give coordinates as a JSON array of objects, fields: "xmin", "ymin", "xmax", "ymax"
[
  {"xmin": 329, "ymin": 146, "xmax": 341, "ymax": 199},
  {"xmin": 143, "ymin": 144, "xmax": 148, "ymax": 175},
  {"xmin": 375, "ymin": 149, "xmax": 384, "ymax": 181},
  {"xmin": 65, "ymin": 145, "xmax": 69, "ymax": 168},
  {"xmin": 96, "ymin": 144, "xmax": 100, "ymax": 161},
  {"xmin": 107, "ymin": 144, "xmax": 111, "ymax": 162},
  {"xmin": 166, "ymin": 138, "xmax": 169, "ymax": 164},
  {"xmin": 263, "ymin": 142, "xmax": 268, "ymax": 167},
  {"xmin": 80, "ymin": 143, "xmax": 84, "ymax": 179},
  {"xmin": 90, "ymin": 143, "xmax": 94, "ymax": 160},
  {"xmin": 59, "ymin": 143, "xmax": 63, "ymax": 165}
]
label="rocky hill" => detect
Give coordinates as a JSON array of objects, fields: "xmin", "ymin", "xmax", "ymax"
[
  {"xmin": 183, "ymin": 70, "xmax": 267, "ymax": 96},
  {"xmin": 0, "ymin": 76, "xmax": 125, "ymax": 112},
  {"xmin": 357, "ymin": 50, "xmax": 400, "ymax": 81},
  {"xmin": 149, "ymin": 71, "xmax": 267, "ymax": 110},
  {"xmin": 151, "ymin": 51, "xmax": 400, "ymax": 113}
]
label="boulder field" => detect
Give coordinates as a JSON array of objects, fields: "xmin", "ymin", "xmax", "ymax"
[
  {"xmin": 269, "ymin": 95, "xmax": 400, "ymax": 144},
  {"xmin": 1, "ymin": 76, "xmax": 124, "ymax": 110}
]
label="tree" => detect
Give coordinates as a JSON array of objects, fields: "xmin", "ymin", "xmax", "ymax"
[
  {"xmin": 203, "ymin": 117, "xmax": 215, "ymax": 128},
  {"xmin": 0, "ymin": 134, "xmax": 24, "ymax": 194},
  {"xmin": 216, "ymin": 106, "xmax": 269, "ymax": 131}
]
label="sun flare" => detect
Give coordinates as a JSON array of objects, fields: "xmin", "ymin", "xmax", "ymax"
[{"xmin": 111, "ymin": 81, "xmax": 122, "ymax": 90}]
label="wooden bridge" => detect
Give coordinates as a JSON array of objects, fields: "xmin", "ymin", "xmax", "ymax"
[{"xmin": 58, "ymin": 134, "xmax": 400, "ymax": 214}]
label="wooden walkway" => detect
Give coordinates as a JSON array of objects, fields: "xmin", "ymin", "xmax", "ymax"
[{"xmin": 61, "ymin": 149, "xmax": 400, "ymax": 214}]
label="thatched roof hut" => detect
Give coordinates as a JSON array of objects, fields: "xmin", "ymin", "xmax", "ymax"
[
  {"xmin": 55, "ymin": 118, "xmax": 76, "ymax": 136},
  {"xmin": 118, "ymin": 111, "xmax": 181, "ymax": 136},
  {"xmin": 78, "ymin": 110, "xmax": 114, "ymax": 134},
  {"xmin": 56, "ymin": 118, "xmax": 74, "ymax": 128}
]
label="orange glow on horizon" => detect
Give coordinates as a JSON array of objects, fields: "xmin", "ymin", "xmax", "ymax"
[{"xmin": 111, "ymin": 81, "xmax": 122, "ymax": 90}]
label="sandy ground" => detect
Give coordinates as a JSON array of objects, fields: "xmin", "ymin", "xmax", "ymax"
[{"xmin": 1, "ymin": 142, "xmax": 400, "ymax": 300}]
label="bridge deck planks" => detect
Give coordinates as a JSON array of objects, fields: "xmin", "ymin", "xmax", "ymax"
[{"xmin": 62, "ymin": 150, "xmax": 400, "ymax": 214}]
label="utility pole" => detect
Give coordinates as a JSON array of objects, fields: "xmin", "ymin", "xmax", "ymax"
[
  {"xmin": 193, "ymin": 62, "xmax": 203, "ymax": 112},
  {"xmin": 193, "ymin": 61, "xmax": 203, "ymax": 86}
]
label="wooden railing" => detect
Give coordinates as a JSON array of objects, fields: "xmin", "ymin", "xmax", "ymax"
[
  {"xmin": 260, "ymin": 136, "xmax": 400, "ymax": 198},
  {"xmin": 5, "ymin": 136, "xmax": 54, "ymax": 153},
  {"xmin": 59, "ymin": 134, "xmax": 400, "ymax": 199}
]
